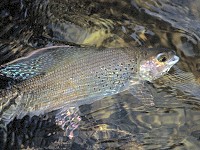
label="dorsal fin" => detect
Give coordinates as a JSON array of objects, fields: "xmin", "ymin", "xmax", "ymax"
[{"xmin": 0, "ymin": 45, "xmax": 73, "ymax": 80}]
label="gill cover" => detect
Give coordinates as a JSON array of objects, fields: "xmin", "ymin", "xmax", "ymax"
[{"xmin": 139, "ymin": 50, "xmax": 179, "ymax": 82}]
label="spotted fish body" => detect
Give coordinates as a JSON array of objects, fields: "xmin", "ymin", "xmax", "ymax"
[{"xmin": 0, "ymin": 46, "xmax": 179, "ymax": 124}]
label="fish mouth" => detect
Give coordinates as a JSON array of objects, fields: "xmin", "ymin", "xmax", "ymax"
[
  {"xmin": 160, "ymin": 55, "xmax": 179, "ymax": 76},
  {"xmin": 167, "ymin": 55, "xmax": 179, "ymax": 66}
]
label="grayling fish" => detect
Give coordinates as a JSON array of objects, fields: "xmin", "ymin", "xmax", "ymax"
[{"xmin": 0, "ymin": 46, "xmax": 179, "ymax": 125}]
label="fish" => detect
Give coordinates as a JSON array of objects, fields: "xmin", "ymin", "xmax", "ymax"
[{"xmin": 0, "ymin": 46, "xmax": 179, "ymax": 126}]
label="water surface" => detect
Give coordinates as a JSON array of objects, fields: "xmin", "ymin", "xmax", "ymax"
[{"xmin": 0, "ymin": 0, "xmax": 200, "ymax": 149}]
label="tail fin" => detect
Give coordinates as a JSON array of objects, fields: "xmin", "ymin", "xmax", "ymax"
[{"xmin": 0, "ymin": 88, "xmax": 20, "ymax": 125}]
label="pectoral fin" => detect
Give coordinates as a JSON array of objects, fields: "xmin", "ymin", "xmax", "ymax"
[{"xmin": 128, "ymin": 82, "xmax": 155, "ymax": 106}]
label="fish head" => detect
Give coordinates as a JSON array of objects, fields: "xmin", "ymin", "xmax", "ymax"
[{"xmin": 139, "ymin": 49, "xmax": 179, "ymax": 82}]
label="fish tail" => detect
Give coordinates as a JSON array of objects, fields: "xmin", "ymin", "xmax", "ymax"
[
  {"xmin": 0, "ymin": 123, "xmax": 7, "ymax": 149},
  {"xmin": 0, "ymin": 88, "xmax": 22, "ymax": 125}
]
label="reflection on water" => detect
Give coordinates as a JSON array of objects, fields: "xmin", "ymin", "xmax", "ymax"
[{"xmin": 0, "ymin": 0, "xmax": 200, "ymax": 149}]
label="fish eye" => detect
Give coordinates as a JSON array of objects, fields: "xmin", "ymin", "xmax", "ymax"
[{"xmin": 157, "ymin": 53, "xmax": 168, "ymax": 62}]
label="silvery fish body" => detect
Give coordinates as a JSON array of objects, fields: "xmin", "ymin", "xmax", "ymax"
[{"xmin": 0, "ymin": 46, "xmax": 179, "ymax": 124}]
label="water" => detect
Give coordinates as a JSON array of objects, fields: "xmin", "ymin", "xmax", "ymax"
[{"xmin": 0, "ymin": 0, "xmax": 200, "ymax": 149}]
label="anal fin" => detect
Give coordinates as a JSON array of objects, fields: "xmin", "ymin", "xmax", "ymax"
[{"xmin": 55, "ymin": 107, "xmax": 81, "ymax": 139}]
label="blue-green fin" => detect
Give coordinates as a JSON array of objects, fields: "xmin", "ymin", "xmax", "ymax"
[{"xmin": 0, "ymin": 45, "xmax": 72, "ymax": 80}]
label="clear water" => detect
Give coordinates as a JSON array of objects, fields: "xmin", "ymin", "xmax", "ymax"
[{"xmin": 0, "ymin": 0, "xmax": 200, "ymax": 149}]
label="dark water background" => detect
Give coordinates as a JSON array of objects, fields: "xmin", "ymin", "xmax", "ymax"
[{"xmin": 0, "ymin": 0, "xmax": 200, "ymax": 149}]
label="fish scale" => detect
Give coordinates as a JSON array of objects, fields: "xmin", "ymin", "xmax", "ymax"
[
  {"xmin": 22, "ymin": 48, "xmax": 134, "ymax": 112},
  {"xmin": 0, "ymin": 46, "xmax": 179, "ymax": 124}
]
